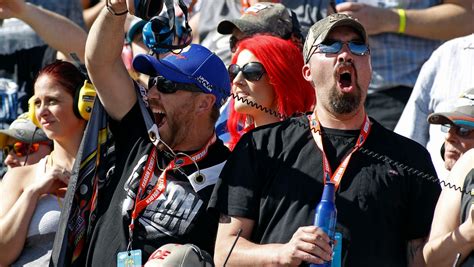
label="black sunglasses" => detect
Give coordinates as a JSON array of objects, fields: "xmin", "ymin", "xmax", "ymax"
[
  {"xmin": 306, "ymin": 40, "xmax": 370, "ymax": 62},
  {"xmin": 228, "ymin": 62, "xmax": 266, "ymax": 82},
  {"xmin": 441, "ymin": 124, "xmax": 474, "ymax": 137},
  {"xmin": 148, "ymin": 76, "xmax": 202, "ymax": 94}
]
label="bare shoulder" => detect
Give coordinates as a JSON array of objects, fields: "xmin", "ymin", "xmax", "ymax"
[{"xmin": 1, "ymin": 164, "xmax": 39, "ymax": 191}]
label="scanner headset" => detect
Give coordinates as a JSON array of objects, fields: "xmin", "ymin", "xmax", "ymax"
[{"xmin": 28, "ymin": 55, "xmax": 96, "ymax": 128}]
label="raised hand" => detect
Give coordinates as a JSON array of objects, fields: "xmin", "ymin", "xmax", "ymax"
[
  {"xmin": 336, "ymin": 2, "xmax": 398, "ymax": 35},
  {"xmin": 27, "ymin": 164, "xmax": 70, "ymax": 197},
  {"xmin": 0, "ymin": 0, "xmax": 27, "ymax": 19}
]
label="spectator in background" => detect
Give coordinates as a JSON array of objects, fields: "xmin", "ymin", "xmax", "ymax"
[
  {"xmin": 227, "ymin": 35, "xmax": 314, "ymax": 150},
  {"xmin": 0, "ymin": 60, "xmax": 88, "ymax": 266},
  {"xmin": 426, "ymin": 88, "xmax": 474, "ymax": 172},
  {"xmin": 217, "ymin": 2, "xmax": 304, "ymax": 58},
  {"xmin": 0, "ymin": 112, "xmax": 52, "ymax": 174},
  {"xmin": 395, "ymin": 34, "xmax": 474, "ymax": 179},
  {"xmin": 332, "ymin": 0, "xmax": 474, "ymax": 130},
  {"xmin": 423, "ymin": 148, "xmax": 474, "ymax": 266},
  {"xmin": 0, "ymin": 0, "xmax": 85, "ymax": 124}
]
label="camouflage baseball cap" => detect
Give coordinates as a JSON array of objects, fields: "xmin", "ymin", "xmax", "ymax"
[
  {"xmin": 217, "ymin": 2, "xmax": 300, "ymax": 39},
  {"xmin": 428, "ymin": 88, "xmax": 474, "ymax": 130},
  {"xmin": 303, "ymin": 13, "xmax": 368, "ymax": 63}
]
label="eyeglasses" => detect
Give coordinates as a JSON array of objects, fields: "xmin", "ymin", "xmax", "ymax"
[
  {"xmin": 2, "ymin": 141, "xmax": 50, "ymax": 159},
  {"xmin": 441, "ymin": 124, "xmax": 474, "ymax": 137},
  {"xmin": 148, "ymin": 76, "xmax": 202, "ymax": 94},
  {"xmin": 306, "ymin": 40, "xmax": 370, "ymax": 62},
  {"xmin": 228, "ymin": 62, "xmax": 266, "ymax": 82}
]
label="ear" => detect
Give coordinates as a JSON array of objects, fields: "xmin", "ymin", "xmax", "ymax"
[
  {"xmin": 195, "ymin": 93, "xmax": 216, "ymax": 115},
  {"xmin": 302, "ymin": 63, "xmax": 313, "ymax": 83}
]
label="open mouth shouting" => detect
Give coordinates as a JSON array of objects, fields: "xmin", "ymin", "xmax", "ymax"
[
  {"xmin": 336, "ymin": 64, "xmax": 355, "ymax": 93},
  {"xmin": 153, "ymin": 111, "xmax": 166, "ymax": 128}
]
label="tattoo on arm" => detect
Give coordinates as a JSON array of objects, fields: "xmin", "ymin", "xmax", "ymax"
[{"xmin": 219, "ymin": 213, "xmax": 231, "ymax": 223}]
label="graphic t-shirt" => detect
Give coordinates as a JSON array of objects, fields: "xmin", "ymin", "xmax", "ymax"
[
  {"xmin": 86, "ymin": 102, "xmax": 230, "ymax": 266},
  {"xmin": 210, "ymin": 115, "xmax": 441, "ymax": 266}
]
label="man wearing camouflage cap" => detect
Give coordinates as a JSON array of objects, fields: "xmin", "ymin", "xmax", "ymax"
[
  {"xmin": 218, "ymin": 2, "xmax": 303, "ymax": 52},
  {"xmin": 210, "ymin": 13, "xmax": 440, "ymax": 266},
  {"xmin": 428, "ymin": 88, "xmax": 474, "ymax": 171}
]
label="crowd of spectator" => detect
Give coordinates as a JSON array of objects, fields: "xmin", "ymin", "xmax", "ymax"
[{"xmin": 0, "ymin": 0, "xmax": 473, "ymax": 266}]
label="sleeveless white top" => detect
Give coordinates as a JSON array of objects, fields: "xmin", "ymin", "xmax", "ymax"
[{"xmin": 12, "ymin": 156, "xmax": 62, "ymax": 267}]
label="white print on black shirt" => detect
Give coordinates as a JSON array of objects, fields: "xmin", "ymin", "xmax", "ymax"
[
  {"xmin": 141, "ymin": 182, "xmax": 203, "ymax": 237},
  {"xmin": 122, "ymin": 154, "xmax": 203, "ymax": 238}
]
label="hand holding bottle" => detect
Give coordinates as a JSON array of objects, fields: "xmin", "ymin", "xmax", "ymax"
[{"xmin": 274, "ymin": 225, "xmax": 333, "ymax": 266}]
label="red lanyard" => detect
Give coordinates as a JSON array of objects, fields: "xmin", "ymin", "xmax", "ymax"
[
  {"xmin": 308, "ymin": 113, "xmax": 371, "ymax": 190},
  {"xmin": 127, "ymin": 135, "xmax": 217, "ymax": 250}
]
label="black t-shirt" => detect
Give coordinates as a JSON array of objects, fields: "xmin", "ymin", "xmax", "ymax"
[
  {"xmin": 209, "ymin": 115, "xmax": 441, "ymax": 266},
  {"xmin": 460, "ymin": 169, "xmax": 474, "ymax": 266},
  {"xmin": 85, "ymin": 102, "xmax": 230, "ymax": 266}
]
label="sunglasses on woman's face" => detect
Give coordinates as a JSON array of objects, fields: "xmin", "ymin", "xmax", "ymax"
[
  {"xmin": 148, "ymin": 76, "xmax": 203, "ymax": 94},
  {"xmin": 2, "ymin": 141, "xmax": 50, "ymax": 160},
  {"xmin": 441, "ymin": 124, "xmax": 474, "ymax": 137},
  {"xmin": 228, "ymin": 62, "xmax": 266, "ymax": 82}
]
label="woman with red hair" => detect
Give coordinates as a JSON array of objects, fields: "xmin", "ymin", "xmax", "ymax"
[{"xmin": 227, "ymin": 34, "xmax": 315, "ymax": 150}]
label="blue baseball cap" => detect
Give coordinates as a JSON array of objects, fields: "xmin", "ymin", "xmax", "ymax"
[{"xmin": 132, "ymin": 44, "xmax": 230, "ymax": 108}]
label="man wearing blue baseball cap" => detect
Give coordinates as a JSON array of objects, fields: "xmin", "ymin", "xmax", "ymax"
[{"xmin": 82, "ymin": 1, "xmax": 231, "ymax": 265}]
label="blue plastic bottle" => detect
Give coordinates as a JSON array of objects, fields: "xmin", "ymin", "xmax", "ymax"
[{"xmin": 310, "ymin": 182, "xmax": 337, "ymax": 267}]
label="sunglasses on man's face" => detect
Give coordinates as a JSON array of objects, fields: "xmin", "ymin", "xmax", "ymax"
[
  {"xmin": 441, "ymin": 124, "xmax": 474, "ymax": 137},
  {"xmin": 306, "ymin": 40, "xmax": 370, "ymax": 62},
  {"xmin": 228, "ymin": 62, "xmax": 266, "ymax": 82},
  {"xmin": 148, "ymin": 76, "xmax": 202, "ymax": 94},
  {"xmin": 2, "ymin": 141, "xmax": 50, "ymax": 160}
]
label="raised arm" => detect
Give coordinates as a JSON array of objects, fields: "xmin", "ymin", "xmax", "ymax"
[
  {"xmin": 85, "ymin": 0, "xmax": 136, "ymax": 121},
  {"xmin": 336, "ymin": 0, "xmax": 474, "ymax": 40},
  {"xmin": 0, "ymin": 0, "xmax": 87, "ymax": 62},
  {"xmin": 214, "ymin": 214, "xmax": 333, "ymax": 266},
  {"xmin": 423, "ymin": 149, "xmax": 474, "ymax": 265}
]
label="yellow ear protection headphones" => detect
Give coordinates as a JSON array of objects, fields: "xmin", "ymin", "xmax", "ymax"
[
  {"xmin": 28, "ymin": 80, "xmax": 96, "ymax": 128},
  {"xmin": 28, "ymin": 58, "xmax": 97, "ymax": 128}
]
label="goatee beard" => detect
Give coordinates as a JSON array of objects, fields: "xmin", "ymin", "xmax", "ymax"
[{"xmin": 329, "ymin": 83, "xmax": 362, "ymax": 114}]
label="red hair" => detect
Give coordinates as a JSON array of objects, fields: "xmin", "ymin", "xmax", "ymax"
[
  {"xmin": 35, "ymin": 60, "xmax": 84, "ymax": 98},
  {"xmin": 227, "ymin": 35, "xmax": 315, "ymax": 150}
]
